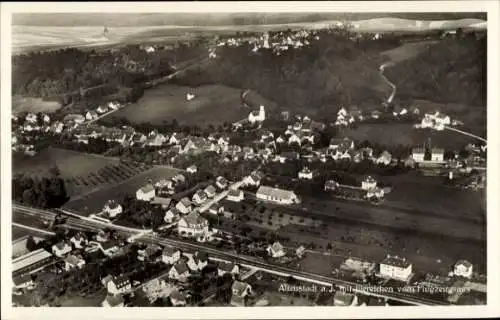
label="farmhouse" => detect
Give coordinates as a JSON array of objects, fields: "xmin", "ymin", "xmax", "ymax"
[
  {"xmin": 186, "ymin": 165, "xmax": 197, "ymax": 173},
  {"xmin": 231, "ymin": 281, "xmax": 253, "ymax": 307},
  {"xmin": 376, "ymin": 151, "xmax": 392, "ymax": 165},
  {"xmin": 164, "ymin": 208, "xmax": 180, "ymax": 224},
  {"xmin": 361, "ymin": 176, "xmax": 377, "ymax": 190},
  {"xmin": 454, "ymin": 260, "xmax": 473, "ymax": 278},
  {"xmin": 175, "ymin": 197, "xmax": 192, "ymax": 214},
  {"xmin": 52, "ymin": 241, "xmax": 72, "ymax": 257},
  {"xmin": 169, "ymin": 290, "xmax": 187, "ymax": 307},
  {"xmin": 204, "ymin": 185, "xmax": 217, "ymax": 198},
  {"xmin": 192, "ymin": 190, "xmax": 208, "ymax": 205},
  {"xmin": 64, "ymin": 255, "xmax": 86, "ymax": 271},
  {"xmin": 107, "ymin": 276, "xmax": 131, "ymax": 295},
  {"xmin": 96, "ymin": 105, "xmax": 109, "ymax": 114},
  {"xmin": 136, "ymin": 184, "xmax": 155, "ymax": 201},
  {"xmin": 151, "ymin": 196, "xmax": 172, "ymax": 210},
  {"xmin": 267, "ymin": 241, "xmax": 286, "ymax": 258},
  {"xmin": 177, "ymin": 212, "xmax": 209, "ymax": 237},
  {"xmin": 256, "ymin": 186, "xmax": 300, "ymax": 205},
  {"xmin": 412, "ymin": 148, "xmax": 426, "ymax": 162},
  {"xmin": 187, "ymin": 251, "xmax": 209, "ymax": 272},
  {"xmin": 298, "ymin": 167, "xmax": 314, "ymax": 180},
  {"xmin": 244, "ymin": 171, "xmax": 264, "ymax": 187},
  {"xmin": 169, "ymin": 262, "xmax": 190, "ymax": 282},
  {"xmin": 103, "ymin": 200, "xmax": 123, "ymax": 218},
  {"xmin": 431, "ymin": 148, "xmax": 445, "ymax": 162},
  {"xmin": 217, "ymin": 262, "xmax": 239, "ymax": 277},
  {"xmin": 162, "ymin": 246, "xmax": 181, "ymax": 265},
  {"xmin": 85, "ymin": 110, "xmax": 99, "ymax": 121},
  {"xmin": 379, "ymin": 255, "xmax": 413, "ymax": 282},
  {"xmin": 227, "ymin": 188, "xmax": 244, "ymax": 202},
  {"xmin": 324, "ymin": 180, "xmax": 339, "ymax": 192},
  {"xmin": 215, "ymin": 176, "xmax": 229, "ymax": 190}
]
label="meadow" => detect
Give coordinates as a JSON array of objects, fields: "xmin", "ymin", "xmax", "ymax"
[
  {"xmin": 12, "ymin": 96, "xmax": 62, "ymax": 115},
  {"xmin": 104, "ymin": 84, "xmax": 251, "ymax": 127}
]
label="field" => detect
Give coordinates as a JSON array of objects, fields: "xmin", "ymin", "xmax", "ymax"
[
  {"xmin": 12, "ymin": 96, "xmax": 62, "ymax": 115},
  {"xmin": 103, "ymin": 84, "xmax": 250, "ymax": 127},
  {"xmin": 340, "ymin": 123, "xmax": 483, "ymax": 150},
  {"xmin": 13, "ymin": 148, "xmax": 152, "ymax": 197},
  {"xmin": 381, "ymin": 40, "xmax": 438, "ymax": 64},
  {"xmin": 63, "ymin": 165, "xmax": 182, "ymax": 214}
]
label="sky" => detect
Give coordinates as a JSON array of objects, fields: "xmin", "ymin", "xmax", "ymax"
[{"xmin": 12, "ymin": 12, "xmax": 487, "ymax": 27}]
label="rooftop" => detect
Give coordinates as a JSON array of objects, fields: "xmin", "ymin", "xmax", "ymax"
[
  {"xmin": 257, "ymin": 186, "xmax": 297, "ymax": 200},
  {"xmin": 381, "ymin": 255, "xmax": 411, "ymax": 268}
]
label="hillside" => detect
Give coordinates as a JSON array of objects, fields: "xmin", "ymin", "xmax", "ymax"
[
  {"xmin": 385, "ymin": 35, "xmax": 486, "ymax": 107},
  {"xmin": 173, "ymin": 32, "xmax": 486, "ymax": 116}
]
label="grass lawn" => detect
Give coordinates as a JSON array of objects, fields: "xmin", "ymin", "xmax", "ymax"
[
  {"xmin": 104, "ymin": 84, "xmax": 250, "ymax": 127},
  {"xmin": 12, "ymin": 96, "xmax": 62, "ymax": 115},
  {"xmin": 63, "ymin": 165, "xmax": 182, "ymax": 214}
]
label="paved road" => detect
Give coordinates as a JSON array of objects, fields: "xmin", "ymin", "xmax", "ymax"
[{"xmin": 13, "ymin": 204, "xmax": 451, "ymax": 306}]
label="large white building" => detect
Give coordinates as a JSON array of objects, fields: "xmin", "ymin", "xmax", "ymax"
[
  {"xmin": 248, "ymin": 105, "xmax": 266, "ymax": 124},
  {"xmin": 431, "ymin": 148, "xmax": 445, "ymax": 162},
  {"xmin": 379, "ymin": 255, "xmax": 412, "ymax": 282},
  {"xmin": 411, "ymin": 148, "xmax": 426, "ymax": 162},
  {"xmin": 256, "ymin": 186, "xmax": 300, "ymax": 205},
  {"xmin": 177, "ymin": 212, "xmax": 209, "ymax": 238}
]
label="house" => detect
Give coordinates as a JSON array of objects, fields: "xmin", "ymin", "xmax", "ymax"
[
  {"xmin": 107, "ymin": 276, "xmax": 131, "ymax": 295},
  {"xmin": 101, "ymin": 275, "xmax": 114, "ymax": 287},
  {"xmin": 298, "ymin": 167, "xmax": 314, "ymax": 180},
  {"xmin": 256, "ymin": 186, "xmax": 300, "ymax": 205},
  {"xmin": 431, "ymin": 148, "xmax": 445, "ymax": 162},
  {"xmin": 51, "ymin": 121, "xmax": 64, "ymax": 134},
  {"xmin": 102, "ymin": 294, "xmax": 125, "ymax": 307},
  {"xmin": 146, "ymin": 133, "xmax": 167, "ymax": 146},
  {"xmin": 295, "ymin": 245, "xmax": 306, "ymax": 258},
  {"xmin": 177, "ymin": 212, "xmax": 209, "ymax": 237},
  {"xmin": 25, "ymin": 113, "xmax": 38, "ymax": 123},
  {"xmin": 107, "ymin": 101, "xmax": 120, "ymax": 110},
  {"xmin": 52, "ymin": 241, "xmax": 72, "ymax": 257},
  {"xmin": 192, "ymin": 190, "xmax": 208, "ymax": 205},
  {"xmin": 267, "ymin": 241, "xmax": 286, "ymax": 258},
  {"xmin": 333, "ymin": 291, "xmax": 358, "ymax": 306},
  {"xmin": 169, "ymin": 290, "xmax": 187, "ymax": 307},
  {"xmin": 136, "ymin": 184, "xmax": 155, "ymax": 201},
  {"xmin": 276, "ymin": 135, "xmax": 285, "ymax": 144},
  {"xmin": 175, "ymin": 197, "xmax": 192, "ymax": 214},
  {"xmin": 248, "ymin": 105, "xmax": 266, "ymax": 124},
  {"xmin": 164, "ymin": 208, "xmax": 180, "ymax": 224},
  {"xmin": 186, "ymin": 165, "xmax": 197, "ymax": 173},
  {"xmin": 208, "ymin": 203, "xmax": 224, "ymax": 215},
  {"xmin": 324, "ymin": 180, "xmax": 339, "ymax": 192},
  {"xmin": 244, "ymin": 171, "xmax": 264, "ymax": 187},
  {"xmin": 151, "ymin": 196, "xmax": 172, "ymax": 210},
  {"xmin": 454, "ymin": 260, "xmax": 473, "ymax": 278},
  {"xmin": 70, "ymin": 234, "xmax": 88, "ymax": 249},
  {"xmin": 230, "ymin": 281, "xmax": 252, "ymax": 307},
  {"xmin": 99, "ymin": 240, "xmax": 120, "ymax": 257},
  {"xmin": 13, "ymin": 274, "xmax": 34, "ymax": 290},
  {"xmin": 154, "ymin": 178, "xmax": 173, "ymax": 190},
  {"xmin": 215, "ymin": 176, "xmax": 229, "ymax": 190},
  {"xmin": 227, "ymin": 188, "xmax": 244, "ymax": 202},
  {"xmin": 85, "ymin": 110, "xmax": 99, "ymax": 121},
  {"xmin": 96, "ymin": 105, "xmax": 109, "ymax": 114},
  {"xmin": 376, "ymin": 151, "xmax": 392, "ymax": 165},
  {"xmin": 162, "ymin": 246, "xmax": 181, "ymax": 265},
  {"xmin": 64, "ymin": 255, "xmax": 86, "ymax": 271},
  {"xmin": 172, "ymin": 174, "xmax": 186, "ymax": 184},
  {"xmin": 412, "ymin": 148, "xmax": 426, "ymax": 162},
  {"xmin": 187, "ymin": 251, "xmax": 209, "ymax": 272},
  {"xmin": 366, "ymin": 187, "xmax": 385, "ymax": 199},
  {"xmin": 169, "ymin": 262, "xmax": 190, "ymax": 282},
  {"xmin": 138, "ymin": 244, "xmax": 162, "ymax": 262},
  {"xmin": 361, "ymin": 176, "xmax": 377, "ymax": 190},
  {"xmin": 379, "ymin": 255, "xmax": 413, "ymax": 282},
  {"xmin": 217, "ymin": 262, "xmax": 239, "ymax": 277},
  {"xmin": 288, "ymin": 133, "xmax": 302, "ymax": 145},
  {"xmin": 103, "ymin": 200, "xmax": 123, "ymax": 218},
  {"xmin": 96, "ymin": 230, "xmax": 110, "ymax": 243}
]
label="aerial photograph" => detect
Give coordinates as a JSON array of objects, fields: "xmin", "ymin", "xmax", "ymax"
[{"xmin": 8, "ymin": 8, "xmax": 488, "ymax": 310}]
